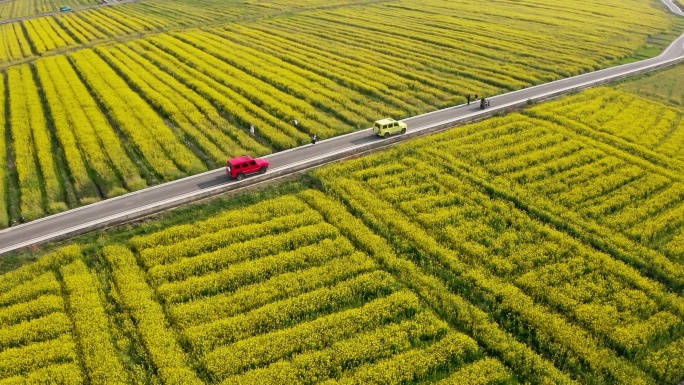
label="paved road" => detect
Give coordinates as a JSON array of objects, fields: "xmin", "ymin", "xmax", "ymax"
[{"xmin": 0, "ymin": 0, "xmax": 683, "ymax": 255}]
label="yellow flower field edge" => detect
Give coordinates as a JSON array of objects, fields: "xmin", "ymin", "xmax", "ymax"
[
  {"xmin": 0, "ymin": 0, "xmax": 681, "ymax": 227},
  {"xmin": 60, "ymin": 259, "xmax": 129, "ymax": 384},
  {"xmin": 0, "ymin": 0, "xmax": 676, "ymax": 68},
  {"xmin": 303, "ymin": 79, "xmax": 684, "ymax": 382},
  {"xmin": 103, "ymin": 245, "xmax": 202, "ymax": 385},
  {"xmin": 1, "ymin": 159, "xmax": 682, "ymax": 384},
  {"xmin": 0, "ymin": 23, "xmax": 683, "ymax": 385},
  {"xmin": 0, "ymin": 245, "xmax": 84, "ymax": 382},
  {"xmin": 299, "ymin": 189, "xmax": 573, "ymax": 384},
  {"xmin": 0, "ymin": 74, "xmax": 6, "ymax": 227},
  {"xmin": 7, "ymin": 65, "xmax": 66, "ymax": 221},
  {"xmin": 34, "ymin": 56, "xmax": 144, "ymax": 198}
]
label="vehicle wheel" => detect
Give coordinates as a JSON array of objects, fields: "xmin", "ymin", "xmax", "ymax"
[
  {"xmin": 383, "ymin": 132, "xmax": 390, "ymax": 139},
  {"xmin": 237, "ymin": 173, "xmax": 245, "ymax": 181},
  {"xmin": 259, "ymin": 166, "xmax": 267, "ymax": 174},
  {"xmin": 401, "ymin": 128, "xmax": 406, "ymax": 134}
]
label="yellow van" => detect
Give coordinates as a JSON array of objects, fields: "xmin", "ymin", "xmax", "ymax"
[{"xmin": 373, "ymin": 118, "xmax": 407, "ymax": 138}]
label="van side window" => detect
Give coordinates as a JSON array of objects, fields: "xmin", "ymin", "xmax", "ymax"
[
  {"xmin": 242, "ymin": 163, "xmax": 248, "ymax": 168},
  {"xmin": 234, "ymin": 164, "xmax": 240, "ymax": 169},
  {"xmin": 250, "ymin": 161, "xmax": 256, "ymax": 166}
]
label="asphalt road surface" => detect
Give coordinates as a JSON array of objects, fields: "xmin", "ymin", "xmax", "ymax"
[{"xmin": 0, "ymin": 0, "xmax": 682, "ymax": 255}]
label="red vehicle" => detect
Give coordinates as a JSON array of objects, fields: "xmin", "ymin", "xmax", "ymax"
[{"xmin": 226, "ymin": 155, "xmax": 269, "ymax": 180}]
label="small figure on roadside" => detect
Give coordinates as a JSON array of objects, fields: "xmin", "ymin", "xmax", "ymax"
[
  {"xmin": 293, "ymin": 119, "xmax": 299, "ymax": 127},
  {"xmin": 475, "ymin": 93, "xmax": 479, "ymax": 101},
  {"xmin": 312, "ymin": 133, "xmax": 318, "ymax": 145},
  {"xmin": 250, "ymin": 123, "xmax": 255, "ymax": 137},
  {"xmin": 467, "ymin": 94, "xmax": 471, "ymax": 105}
]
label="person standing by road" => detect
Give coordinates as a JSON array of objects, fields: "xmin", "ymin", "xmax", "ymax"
[
  {"xmin": 312, "ymin": 133, "xmax": 318, "ymax": 145},
  {"xmin": 293, "ymin": 119, "xmax": 299, "ymax": 127},
  {"xmin": 475, "ymin": 93, "xmax": 478, "ymax": 101},
  {"xmin": 250, "ymin": 123, "xmax": 255, "ymax": 137},
  {"xmin": 467, "ymin": 94, "xmax": 471, "ymax": 105}
]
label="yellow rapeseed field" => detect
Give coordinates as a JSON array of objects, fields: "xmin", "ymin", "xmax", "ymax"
[
  {"xmin": 0, "ymin": 0, "xmax": 678, "ymax": 225},
  {"xmin": 1, "ymin": 65, "xmax": 683, "ymax": 383}
]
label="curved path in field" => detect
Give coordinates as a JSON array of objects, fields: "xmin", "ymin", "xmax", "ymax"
[{"xmin": 0, "ymin": 0, "xmax": 683, "ymax": 255}]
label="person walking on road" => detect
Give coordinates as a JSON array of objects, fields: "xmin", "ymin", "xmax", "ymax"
[
  {"xmin": 467, "ymin": 94, "xmax": 471, "ymax": 105},
  {"xmin": 475, "ymin": 93, "xmax": 478, "ymax": 101},
  {"xmin": 312, "ymin": 133, "xmax": 318, "ymax": 145},
  {"xmin": 250, "ymin": 123, "xmax": 255, "ymax": 137}
]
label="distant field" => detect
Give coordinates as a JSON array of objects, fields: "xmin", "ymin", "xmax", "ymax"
[
  {"xmin": 617, "ymin": 63, "xmax": 684, "ymax": 105},
  {"xmin": 0, "ymin": 0, "xmax": 98, "ymax": 21},
  {"xmin": 0, "ymin": 0, "xmax": 678, "ymax": 226},
  {"xmin": 0, "ymin": 0, "xmax": 678, "ymax": 67},
  {"xmin": 0, "ymin": 0, "xmax": 384, "ymax": 65},
  {"xmin": 1, "ymin": 64, "xmax": 683, "ymax": 384}
]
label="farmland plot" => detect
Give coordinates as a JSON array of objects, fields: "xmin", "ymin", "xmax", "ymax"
[
  {"xmin": 0, "ymin": 196, "xmax": 513, "ymax": 384},
  {"xmin": 0, "ymin": 245, "xmax": 127, "ymax": 383},
  {"xmin": 0, "ymin": 0, "xmax": 678, "ymax": 226},
  {"xmin": 617, "ymin": 65, "xmax": 684, "ymax": 105},
  {"xmin": 0, "ymin": 0, "xmax": 676, "ymax": 67},
  {"xmin": 0, "ymin": 0, "xmax": 97, "ymax": 21},
  {"xmin": 0, "ymin": 0, "xmax": 402, "ymax": 67},
  {"xmin": 2, "ymin": 67, "xmax": 684, "ymax": 383},
  {"xmin": 2, "ymin": 170, "xmax": 681, "ymax": 382}
]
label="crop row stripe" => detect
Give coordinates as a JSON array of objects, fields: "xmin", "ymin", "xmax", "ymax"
[
  {"xmin": 0, "ymin": 294, "xmax": 63, "ymax": 328},
  {"xmin": 324, "ymin": 331, "xmax": 481, "ymax": 385},
  {"xmin": 0, "ymin": 334, "xmax": 79, "ymax": 379},
  {"xmin": 146, "ymin": 222, "xmax": 340, "ymax": 286},
  {"xmin": 130, "ymin": 195, "xmax": 308, "ymax": 250},
  {"xmin": 184, "ymin": 270, "xmax": 401, "ymax": 355},
  {"xmin": 60, "ymin": 259, "xmax": 129, "ymax": 384},
  {"xmin": 157, "ymin": 237, "xmax": 357, "ymax": 304},
  {"xmin": 168, "ymin": 251, "xmax": 376, "ymax": 329},
  {"xmin": 220, "ymin": 311, "xmax": 449, "ymax": 384},
  {"xmin": 329, "ymin": 170, "xmax": 654, "ymax": 383},
  {"xmin": 205, "ymin": 290, "xmax": 425, "ymax": 379},
  {"xmin": 140, "ymin": 209, "xmax": 323, "ymax": 268},
  {"xmin": 0, "ymin": 245, "xmax": 80, "ymax": 295},
  {"xmin": 104, "ymin": 245, "xmax": 202, "ymax": 385},
  {"xmin": 299, "ymin": 189, "xmax": 575, "ymax": 384}
]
